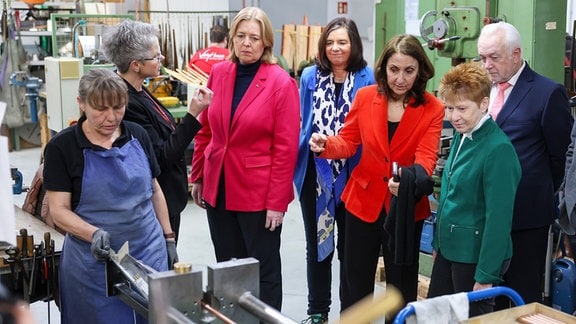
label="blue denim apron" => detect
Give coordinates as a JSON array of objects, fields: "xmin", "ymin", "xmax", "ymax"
[{"xmin": 59, "ymin": 138, "xmax": 167, "ymax": 324}]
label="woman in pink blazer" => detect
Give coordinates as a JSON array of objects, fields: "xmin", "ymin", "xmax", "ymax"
[
  {"xmin": 189, "ymin": 7, "xmax": 300, "ymax": 310},
  {"xmin": 310, "ymin": 34, "xmax": 444, "ymax": 315}
]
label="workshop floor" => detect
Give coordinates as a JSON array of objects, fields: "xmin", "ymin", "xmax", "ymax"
[{"xmin": 9, "ymin": 147, "xmax": 386, "ymax": 324}]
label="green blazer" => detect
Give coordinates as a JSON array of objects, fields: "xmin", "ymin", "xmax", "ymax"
[{"xmin": 433, "ymin": 118, "xmax": 521, "ymax": 284}]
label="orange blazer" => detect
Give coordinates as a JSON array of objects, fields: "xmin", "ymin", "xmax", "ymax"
[{"xmin": 320, "ymin": 85, "xmax": 444, "ymax": 223}]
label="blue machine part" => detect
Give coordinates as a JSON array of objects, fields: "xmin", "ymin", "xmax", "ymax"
[
  {"xmin": 551, "ymin": 257, "xmax": 576, "ymax": 315},
  {"xmin": 11, "ymin": 167, "xmax": 23, "ymax": 194},
  {"xmin": 10, "ymin": 72, "xmax": 42, "ymax": 123}
]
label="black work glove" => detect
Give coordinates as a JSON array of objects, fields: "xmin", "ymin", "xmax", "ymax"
[
  {"xmin": 166, "ymin": 240, "xmax": 179, "ymax": 270},
  {"xmin": 90, "ymin": 229, "xmax": 111, "ymax": 262}
]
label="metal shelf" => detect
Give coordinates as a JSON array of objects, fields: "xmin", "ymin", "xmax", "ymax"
[
  {"xmin": 49, "ymin": 13, "xmax": 134, "ymax": 57},
  {"xmin": 19, "ymin": 30, "xmax": 69, "ymax": 37}
]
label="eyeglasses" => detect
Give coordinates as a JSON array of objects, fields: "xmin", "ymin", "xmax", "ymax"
[{"xmin": 143, "ymin": 53, "xmax": 164, "ymax": 62}]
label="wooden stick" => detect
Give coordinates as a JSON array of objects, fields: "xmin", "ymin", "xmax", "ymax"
[
  {"xmin": 182, "ymin": 67, "xmax": 208, "ymax": 85},
  {"xmin": 177, "ymin": 69, "xmax": 203, "ymax": 84},
  {"xmin": 185, "ymin": 70, "xmax": 207, "ymax": 83},
  {"xmin": 164, "ymin": 69, "xmax": 196, "ymax": 84},
  {"xmin": 187, "ymin": 63, "xmax": 209, "ymax": 80},
  {"xmin": 338, "ymin": 286, "xmax": 403, "ymax": 324}
]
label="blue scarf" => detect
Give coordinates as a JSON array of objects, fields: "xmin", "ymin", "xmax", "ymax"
[{"xmin": 312, "ymin": 69, "xmax": 354, "ymax": 261}]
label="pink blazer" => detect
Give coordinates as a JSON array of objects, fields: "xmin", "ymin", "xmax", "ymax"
[{"xmin": 190, "ymin": 61, "xmax": 300, "ymax": 212}]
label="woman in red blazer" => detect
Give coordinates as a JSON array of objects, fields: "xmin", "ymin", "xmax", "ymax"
[
  {"xmin": 310, "ymin": 34, "xmax": 444, "ymax": 313},
  {"xmin": 189, "ymin": 7, "xmax": 300, "ymax": 311}
]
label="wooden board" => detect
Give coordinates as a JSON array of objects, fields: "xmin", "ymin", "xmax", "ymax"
[
  {"xmin": 462, "ymin": 302, "xmax": 576, "ymax": 323},
  {"xmin": 375, "ymin": 256, "xmax": 385, "ymax": 284},
  {"xmin": 281, "ymin": 24, "xmax": 296, "ymax": 70},
  {"xmin": 417, "ymin": 275, "xmax": 430, "ymax": 301},
  {"xmin": 294, "ymin": 24, "xmax": 309, "ymax": 71},
  {"xmin": 307, "ymin": 25, "xmax": 323, "ymax": 62}
]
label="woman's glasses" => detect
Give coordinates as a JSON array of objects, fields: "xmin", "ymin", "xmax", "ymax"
[{"xmin": 143, "ymin": 53, "xmax": 164, "ymax": 61}]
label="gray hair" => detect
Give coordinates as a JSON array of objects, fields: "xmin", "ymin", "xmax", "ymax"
[
  {"xmin": 479, "ymin": 22, "xmax": 523, "ymax": 56},
  {"xmin": 102, "ymin": 20, "xmax": 159, "ymax": 73}
]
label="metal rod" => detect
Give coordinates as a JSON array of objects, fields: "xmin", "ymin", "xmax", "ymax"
[
  {"xmin": 201, "ymin": 301, "xmax": 236, "ymax": 324},
  {"xmin": 237, "ymin": 292, "xmax": 297, "ymax": 324},
  {"xmin": 543, "ymin": 225, "xmax": 554, "ymax": 303}
]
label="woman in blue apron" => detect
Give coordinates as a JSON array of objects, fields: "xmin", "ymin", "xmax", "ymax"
[{"xmin": 43, "ymin": 69, "xmax": 178, "ymax": 323}]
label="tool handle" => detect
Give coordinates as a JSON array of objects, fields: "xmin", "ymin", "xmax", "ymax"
[{"xmin": 44, "ymin": 232, "xmax": 51, "ymax": 255}]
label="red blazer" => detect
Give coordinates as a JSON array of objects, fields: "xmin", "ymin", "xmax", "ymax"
[
  {"xmin": 190, "ymin": 61, "xmax": 300, "ymax": 212},
  {"xmin": 321, "ymin": 85, "xmax": 444, "ymax": 223}
]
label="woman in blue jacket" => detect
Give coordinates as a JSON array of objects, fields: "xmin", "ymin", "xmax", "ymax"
[{"xmin": 293, "ymin": 17, "xmax": 374, "ymax": 324}]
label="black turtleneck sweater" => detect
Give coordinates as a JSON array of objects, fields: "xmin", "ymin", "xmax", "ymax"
[{"xmin": 231, "ymin": 60, "xmax": 261, "ymax": 118}]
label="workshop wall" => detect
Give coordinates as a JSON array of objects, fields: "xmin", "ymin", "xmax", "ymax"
[{"xmin": 161, "ymin": 0, "xmax": 375, "ymax": 67}]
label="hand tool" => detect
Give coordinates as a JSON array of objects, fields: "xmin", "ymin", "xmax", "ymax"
[
  {"xmin": 19, "ymin": 229, "xmax": 28, "ymax": 259},
  {"xmin": 27, "ymin": 243, "xmax": 40, "ymax": 297}
]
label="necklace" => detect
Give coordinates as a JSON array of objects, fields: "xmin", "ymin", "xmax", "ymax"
[{"xmin": 333, "ymin": 71, "xmax": 348, "ymax": 83}]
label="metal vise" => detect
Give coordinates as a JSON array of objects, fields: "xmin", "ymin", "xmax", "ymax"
[
  {"xmin": 11, "ymin": 167, "xmax": 23, "ymax": 194},
  {"xmin": 10, "ymin": 72, "xmax": 43, "ymax": 123},
  {"xmin": 106, "ymin": 254, "xmax": 297, "ymax": 324}
]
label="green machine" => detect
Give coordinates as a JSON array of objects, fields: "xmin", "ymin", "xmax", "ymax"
[{"xmin": 374, "ymin": 0, "xmax": 567, "ymax": 90}]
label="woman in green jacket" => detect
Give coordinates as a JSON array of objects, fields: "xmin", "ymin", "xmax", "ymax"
[{"xmin": 427, "ymin": 62, "xmax": 521, "ymax": 317}]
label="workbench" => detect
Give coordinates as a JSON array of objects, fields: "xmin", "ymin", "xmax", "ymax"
[
  {"xmin": 1, "ymin": 206, "xmax": 63, "ymax": 303},
  {"xmin": 13, "ymin": 206, "xmax": 64, "ymax": 251},
  {"xmin": 1, "ymin": 206, "xmax": 64, "ymax": 267}
]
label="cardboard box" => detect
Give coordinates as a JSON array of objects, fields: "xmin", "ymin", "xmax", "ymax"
[{"xmin": 462, "ymin": 302, "xmax": 576, "ymax": 323}]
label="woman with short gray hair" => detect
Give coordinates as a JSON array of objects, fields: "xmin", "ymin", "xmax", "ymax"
[{"xmin": 102, "ymin": 20, "xmax": 213, "ymax": 244}]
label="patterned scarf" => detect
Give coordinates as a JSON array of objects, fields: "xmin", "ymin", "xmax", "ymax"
[{"xmin": 312, "ymin": 69, "xmax": 354, "ymax": 261}]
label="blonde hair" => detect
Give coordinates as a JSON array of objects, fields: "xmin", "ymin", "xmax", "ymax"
[{"xmin": 228, "ymin": 7, "xmax": 277, "ymax": 64}]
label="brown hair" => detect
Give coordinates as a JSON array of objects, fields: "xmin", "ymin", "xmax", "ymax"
[
  {"xmin": 374, "ymin": 34, "xmax": 434, "ymax": 107},
  {"xmin": 315, "ymin": 17, "xmax": 367, "ymax": 73},
  {"xmin": 78, "ymin": 69, "xmax": 128, "ymax": 110}
]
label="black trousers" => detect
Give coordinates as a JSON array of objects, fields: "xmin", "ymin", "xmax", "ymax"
[
  {"xmin": 340, "ymin": 208, "xmax": 423, "ymax": 312},
  {"xmin": 495, "ymin": 226, "xmax": 549, "ymax": 309},
  {"xmin": 300, "ymin": 155, "xmax": 346, "ymax": 314},
  {"xmin": 205, "ymin": 186, "xmax": 283, "ymax": 311},
  {"xmin": 428, "ymin": 252, "xmax": 502, "ymax": 317}
]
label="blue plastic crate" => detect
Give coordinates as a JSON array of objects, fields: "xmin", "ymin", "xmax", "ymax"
[{"xmin": 420, "ymin": 212, "xmax": 435, "ymax": 254}]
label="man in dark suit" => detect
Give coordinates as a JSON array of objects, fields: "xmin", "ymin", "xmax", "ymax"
[{"xmin": 477, "ymin": 21, "xmax": 574, "ymax": 307}]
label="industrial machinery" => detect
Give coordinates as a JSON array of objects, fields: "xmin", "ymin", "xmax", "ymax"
[
  {"xmin": 106, "ymin": 248, "xmax": 405, "ymax": 323},
  {"xmin": 106, "ymin": 249, "xmax": 298, "ymax": 324},
  {"xmin": 11, "ymin": 167, "xmax": 23, "ymax": 194},
  {"xmin": 374, "ymin": 0, "xmax": 567, "ymax": 89},
  {"xmin": 44, "ymin": 56, "xmax": 83, "ymax": 132},
  {"xmin": 419, "ymin": 6, "xmax": 482, "ymax": 63},
  {"xmin": 9, "ymin": 72, "xmax": 42, "ymax": 123}
]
